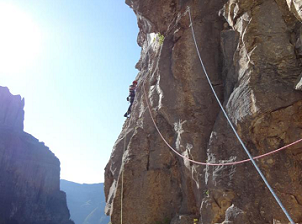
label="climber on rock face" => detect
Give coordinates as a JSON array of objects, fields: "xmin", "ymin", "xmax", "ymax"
[{"xmin": 124, "ymin": 80, "xmax": 137, "ymax": 118}]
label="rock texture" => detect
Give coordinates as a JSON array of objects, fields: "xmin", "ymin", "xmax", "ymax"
[
  {"xmin": 105, "ymin": 0, "xmax": 302, "ymax": 224},
  {"xmin": 0, "ymin": 87, "xmax": 73, "ymax": 224},
  {"xmin": 0, "ymin": 87, "xmax": 24, "ymax": 130}
]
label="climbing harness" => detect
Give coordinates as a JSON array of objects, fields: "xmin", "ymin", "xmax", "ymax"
[{"xmin": 140, "ymin": 6, "xmax": 298, "ymax": 224}]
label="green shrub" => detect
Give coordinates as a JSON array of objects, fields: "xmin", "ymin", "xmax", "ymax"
[
  {"xmin": 158, "ymin": 33, "xmax": 165, "ymax": 45},
  {"xmin": 155, "ymin": 217, "xmax": 170, "ymax": 224},
  {"xmin": 163, "ymin": 217, "xmax": 170, "ymax": 224}
]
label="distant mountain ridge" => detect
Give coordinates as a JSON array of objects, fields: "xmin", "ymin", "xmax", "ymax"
[{"xmin": 60, "ymin": 180, "xmax": 109, "ymax": 224}]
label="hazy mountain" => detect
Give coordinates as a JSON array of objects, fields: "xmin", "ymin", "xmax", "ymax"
[{"xmin": 60, "ymin": 180, "xmax": 109, "ymax": 224}]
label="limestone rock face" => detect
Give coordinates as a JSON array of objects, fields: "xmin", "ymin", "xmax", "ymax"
[
  {"xmin": 0, "ymin": 87, "xmax": 73, "ymax": 224},
  {"xmin": 0, "ymin": 87, "xmax": 24, "ymax": 130},
  {"xmin": 105, "ymin": 0, "xmax": 302, "ymax": 224}
]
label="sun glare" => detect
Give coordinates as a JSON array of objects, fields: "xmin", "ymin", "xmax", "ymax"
[{"xmin": 0, "ymin": 2, "xmax": 42, "ymax": 75}]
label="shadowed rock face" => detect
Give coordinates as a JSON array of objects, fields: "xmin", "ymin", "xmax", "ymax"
[
  {"xmin": 0, "ymin": 87, "xmax": 73, "ymax": 224},
  {"xmin": 0, "ymin": 87, "xmax": 24, "ymax": 130},
  {"xmin": 105, "ymin": 0, "xmax": 302, "ymax": 224}
]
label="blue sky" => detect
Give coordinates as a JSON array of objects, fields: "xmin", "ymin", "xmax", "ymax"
[{"xmin": 0, "ymin": 0, "xmax": 140, "ymax": 183}]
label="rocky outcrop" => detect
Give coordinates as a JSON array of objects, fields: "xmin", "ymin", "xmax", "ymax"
[
  {"xmin": 0, "ymin": 87, "xmax": 73, "ymax": 224},
  {"xmin": 105, "ymin": 0, "xmax": 302, "ymax": 224},
  {"xmin": 0, "ymin": 86, "xmax": 24, "ymax": 130}
]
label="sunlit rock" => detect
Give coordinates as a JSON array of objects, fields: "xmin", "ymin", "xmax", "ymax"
[{"xmin": 105, "ymin": 0, "xmax": 302, "ymax": 223}]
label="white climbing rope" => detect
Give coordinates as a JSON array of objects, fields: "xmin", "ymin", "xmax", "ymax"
[
  {"xmin": 143, "ymin": 82, "xmax": 302, "ymax": 166},
  {"xmin": 187, "ymin": 6, "xmax": 295, "ymax": 224}
]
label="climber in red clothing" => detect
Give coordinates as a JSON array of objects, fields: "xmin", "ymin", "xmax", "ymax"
[{"xmin": 124, "ymin": 80, "xmax": 138, "ymax": 118}]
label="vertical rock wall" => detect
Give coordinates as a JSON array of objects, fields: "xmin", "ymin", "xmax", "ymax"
[
  {"xmin": 105, "ymin": 0, "xmax": 302, "ymax": 224},
  {"xmin": 0, "ymin": 87, "xmax": 73, "ymax": 224}
]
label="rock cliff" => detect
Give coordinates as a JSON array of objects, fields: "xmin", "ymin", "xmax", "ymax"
[
  {"xmin": 0, "ymin": 87, "xmax": 24, "ymax": 130},
  {"xmin": 105, "ymin": 0, "xmax": 302, "ymax": 224},
  {"xmin": 0, "ymin": 87, "xmax": 73, "ymax": 224}
]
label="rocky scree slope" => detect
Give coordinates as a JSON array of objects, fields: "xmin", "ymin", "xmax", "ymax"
[
  {"xmin": 105, "ymin": 0, "xmax": 302, "ymax": 223},
  {"xmin": 0, "ymin": 86, "xmax": 73, "ymax": 224}
]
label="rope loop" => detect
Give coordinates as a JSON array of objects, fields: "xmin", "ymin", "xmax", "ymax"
[{"xmin": 140, "ymin": 7, "xmax": 297, "ymax": 224}]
